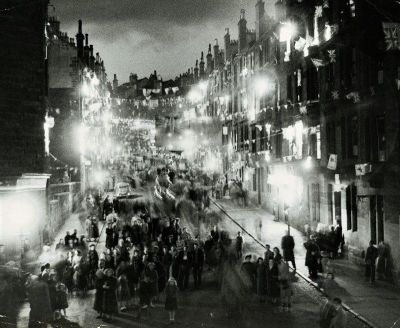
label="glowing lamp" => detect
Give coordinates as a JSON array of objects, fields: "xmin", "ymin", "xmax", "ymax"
[
  {"xmin": 280, "ymin": 22, "xmax": 296, "ymax": 42},
  {"xmin": 199, "ymin": 81, "xmax": 208, "ymax": 91},
  {"xmin": 304, "ymin": 156, "xmax": 313, "ymax": 170},
  {"xmin": 265, "ymin": 151, "xmax": 271, "ymax": 162},
  {"xmin": 255, "ymin": 77, "xmax": 272, "ymax": 96}
]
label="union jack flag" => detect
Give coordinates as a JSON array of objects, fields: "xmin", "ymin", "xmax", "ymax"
[{"xmin": 382, "ymin": 23, "xmax": 400, "ymax": 51}]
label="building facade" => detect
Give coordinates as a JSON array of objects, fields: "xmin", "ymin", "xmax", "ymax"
[
  {"xmin": 0, "ymin": 0, "xmax": 49, "ymax": 178},
  {"xmin": 198, "ymin": 0, "xmax": 400, "ymax": 278}
]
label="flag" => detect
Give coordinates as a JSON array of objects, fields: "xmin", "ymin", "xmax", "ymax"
[
  {"xmin": 355, "ymin": 163, "xmax": 372, "ymax": 176},
  {"xmin": 382, "ymin": 22, "xmax": 400, "ymax": 51},
  {"xmin": 327, "ymin": 49, "xmax": 336, "ymax": 63},
  {"xmin": 311, "ymin": 58, "xmax": 328, "ymax": 68},
  {"xmin": 327, "ymin": 154, "xmax": 337, "ymax": 170}
]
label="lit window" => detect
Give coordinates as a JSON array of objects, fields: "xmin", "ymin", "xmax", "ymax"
[
  {"xmin": 349, "ymin": 0, "xmax": 356, "ymax": 17},
  {"xmin": 317, "ymin": 125, "xmax": 321, "ymax": 159}
]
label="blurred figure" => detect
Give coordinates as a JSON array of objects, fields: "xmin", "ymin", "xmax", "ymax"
[
  {"xmin": 235, "ymin": 231, "xmax": 243, "ymax": 260},
  {"xmin": 281, "ymin": 230, "xmax": 296, "ymax": 270},
  {"xmin": 165, "ymin": 277, "xmax": 178, "ymax": 323},
  {"xmin": 365, "ymin": 240, "xmax": 378, "ymax": 283}
]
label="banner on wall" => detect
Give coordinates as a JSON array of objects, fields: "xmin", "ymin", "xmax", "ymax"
[{"xmin": 327, "ymin": 154, "xmax": 337, "ymax": 170}]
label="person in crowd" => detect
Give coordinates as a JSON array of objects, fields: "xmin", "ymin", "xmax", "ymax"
[
  {"xmin": 330, "ymin": 298, "xmax": 347, "ymax": 328},
  {"xmin": 105, "ymin": 223, "xmax": 114, "ymax": 250},
  {"xmin": 320, "ymin": 298, "xmax": 338, "ymax": 328},
  {"xmin": 88, "ymin": 243, "xmax": 99, "ymax": 288},
  {"xmin": 48, "ymin": 271, "xmax": 58, "ymax": 319},
  {"xmin": 278, "ymin": 259, "xmax": 292, "ymax": 312},
  {"xmin": 264, "ymin": 244, "xmax": 274, "ymax": 263},
  {"xmin": 240, "ymin": 254, "xmax": 256, "ymax": 293},
  {"xmin": 304, "ymin": 236, "xmax": 321, "ymax": 279},
  {"xmin": 281, "ymin": 230, "xmax": 296, "ymax": 270},
  {"xmin": 64, "ymin": 231, "xmax": 72, "ymax": 246},
  {"xmin": 27, "ymin": 274, "xmax": 53, "ymax": 327},
  {"xmin": 103, "ymin": 195, "xmax": 114, "ymax": 219},
  {"xmin": 55, "ymin": 276, "xmax": 68, "ymax": 318},
  {"xmin": 256, "ymin": 257, "xmax": 267, "ymax": 303},
  {"xmin": 235, "ymin": 231, "xmax": 243, "ymax": 260},
  {"xmin": 165, "ymin": 277, "xmax": 178, "ymax": 323},
  {"xmin": 117, "ymin": 272, "xmax": 130, "ymax": 312},
  {"xmin": 178, "ymin": 245, "xmax": 192, "ymax": 290},
  {"xmin": 94, "ymin": 269, "xmax": 105, "ymax": 319},
  {"xmin": 192, "ymin": 243, "xmax": 204, "ymax": 288},
  {"xmin": 139, "ymin": 275, "xmax": 152, "ymax": 310},
  {"xmin": 377, "ymin": 240, "xmax": 388, "ymax": 280},
  {"xmin": 102, "ymin": 268, "xmax": 118, "ymax": 322},
  {"xmin": 365, "ymin": 240, "xmax": 378, "ymax": 283},
  {"xmin": 161, "ymin": 246, "xmax": 172, "ymax": 278},
  {"xmin": 55, "ymin": 239, "xmax": 65, "ymax": 251},
  {"xmin": 269, "ymin": 248, "xmax": 281, "ymax": 305},
  {"xmin": 146, "ymin": 262, "xmax": 159, "ymax": 306}
]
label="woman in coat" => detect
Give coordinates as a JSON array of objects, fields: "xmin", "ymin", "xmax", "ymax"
[
  {"xmin": 93, "ymin": 269, "xmax": 104, "ymax": 318},
  {"xmin": 165, "ymin": 277, "xmax": 178, "ymax": 323},
  {"xmin": 278, "ymin": 260, "xmax": 293, "ymax": 312},
  {"xmin": 256, "ymin": 257, "xmax": 267, "ymax": 302},
  {"xmin": 105, "ymin": 223, "xmax": 114, "ymax": 249},
  {"xmin": 102, "ymin": 269, "xmax": 118, "ymax": 322},
  {"xmin": 269, "ymin": 248, "xmax": 281, "ymax": 304}
]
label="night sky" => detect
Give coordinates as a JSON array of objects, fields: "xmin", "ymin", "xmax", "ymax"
[{"xmin": 51, "ymin": 0, "xmax": 274, "ymax": 83}]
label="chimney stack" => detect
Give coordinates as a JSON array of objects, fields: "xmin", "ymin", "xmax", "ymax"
[
  {"xmin": 213, "ymin": 39, "xmax": 220, "ymax": 69},
  {"xmin": 238, "ymin": 9, "xmax": 247, "ymax": 52},
  {"xmin": 224, "ymin": 28, "xmax": 231, "ymax": 61},
  {"xmin": 206, "ymin": 43, "xmax": 213, "ymax": 74},
  {"xmin": 199, "ymin": 51, "xmax": 205, "ymax": 78},
  {"xmin": 76, "ymin": 19, "xmax": 85, "ymax": 59},
  {"xmin": 256, "ymin": 0, "xmax": 265, "ymax": 41}
]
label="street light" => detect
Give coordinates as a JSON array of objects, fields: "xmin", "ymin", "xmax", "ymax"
[
  {"xmin": 255, "ymin": 77, "xmax": 272, "ymax": 96},
  {"xmin": 280, "ymin": 22, "xmax": 296, "ymax": 62}
]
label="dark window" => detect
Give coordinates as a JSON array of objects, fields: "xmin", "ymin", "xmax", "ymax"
[
  {"xmin": 287, "ymin": 74, "xmax": 293, "ymax": 102},
  {"xmin": 341, "ymin": 117, "xmax": 347, "ymax": 159},
  {"xmin": 307, "ymin": 65, "xmax": 319, "ymax": 100},
  {"xmin": 377, "ymin": 116, "xmax": 385, "ymax": 162},
  {"xmin": 365, "ymin": 117, "xmax": 371, "ymax": 161},
  {"xmin": 351, "ymin": 116, "xmax": 358, "ymax": 157},
  {"xmin": 253, "ymin": 172, "xmax": 257, "ymax": 191},
  {"xmin": 251, "ymin": 124, "xmax": 257, "ymax": 153},
  {"xmin": 327, "ymin": 122, "xmax": 336, "ymax": 155},
  {"xmin": 346, "ymin": 186, "xmax": 352, "ymax": 230},
  {"xmin": 310, "ymin": 183, "xmax": 320, "ymax": 222},
  {"xmin": 328, "ymin": 184, "xmax": 333, "ymax": 225},
  {"xmin": 346, "ymin": 184, "xmax": 357, "ymax": 231}
]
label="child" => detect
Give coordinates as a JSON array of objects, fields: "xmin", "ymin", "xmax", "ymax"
[
  {"xmin": 165, "ymin": 277, "xmax": 178, "ymax": 323},
  {"xmin": 55, "ymin": 279, "xmax": 68, "ymax": 317}
]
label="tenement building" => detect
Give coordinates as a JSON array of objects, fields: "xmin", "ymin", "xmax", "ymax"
[
  {"xmin": 201, "ymin": 0, "xmax": 400, "ymax": 278},
  {"xmin": 0, "ymin": 0, "xmax": 49, "ymax": 178}
]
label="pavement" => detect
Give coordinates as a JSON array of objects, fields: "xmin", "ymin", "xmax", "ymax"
[{"xmin": 210, "ymin": 198, "xmax": 400, "ymax": 328}]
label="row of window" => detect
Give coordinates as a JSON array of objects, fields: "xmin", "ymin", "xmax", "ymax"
[{"xmin": 326, "ymin": 115, "xmax": 385, "ymax": 162}]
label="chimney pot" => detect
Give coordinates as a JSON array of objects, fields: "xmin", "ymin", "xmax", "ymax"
[
  {"xmin": 78, "ymin": 20, "xmax": 82, "ymax": 33},
  {"xmin": 85, "ymin": 34, "xmax": 89, "ymax": 46}
]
